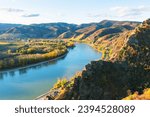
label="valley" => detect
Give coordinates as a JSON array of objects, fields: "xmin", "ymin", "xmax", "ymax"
[
  {"xmin": 44, "ymin": 19, "xmax": 150, "ymax": 100},
  {"xmin": 0, "ymin": 43, "xmax": 101, "ymax": 99},
  {"xmin": 0, "ymin": 19, "xmax": 149, "ymax": 100}
]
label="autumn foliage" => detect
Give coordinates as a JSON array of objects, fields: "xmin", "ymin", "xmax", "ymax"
[{"xmin": 123, "ymin": 88, "xmax": 150, "ymax": 100}]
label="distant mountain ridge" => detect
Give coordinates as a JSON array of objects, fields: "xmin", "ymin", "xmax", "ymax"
[
  {"xmin": 0, "ymin": 23, "xmax": 21, "ymax": 34},
  {"xmin": 0, "ymin": 20, "xmax": 140, "ymax": 40}
]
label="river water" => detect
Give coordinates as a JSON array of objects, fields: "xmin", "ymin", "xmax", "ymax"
[{"xmin": 0, "ymin": 44, "xmax": 101, "ymax": 100}]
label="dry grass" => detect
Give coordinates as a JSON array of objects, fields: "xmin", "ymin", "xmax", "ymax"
[
  {"xmin": 123, "ymin": 88, "xmax": 150, "ymax": 100},
  {"xmin": 0, "ymin": 41, "xmax": 9, "ymax": 45}
]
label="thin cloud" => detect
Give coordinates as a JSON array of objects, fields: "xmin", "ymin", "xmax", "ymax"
[
  {"xmin": 87, "ymin": 13, "xmax": 102, "ymax": 18},
  {"xmin": 87, "ymin": 13, "xmax": 112, "ymax": 19},
  {"xmin": 111, "ymin": 6, "xmax": 150, "ymax": 17},
  {"xmin": 22, "ymin": 14, "xmax": 40, "ymax": 18},
  {"xmin": 0, "ymin": 8, "xmax": 24, "ymax": 12}
]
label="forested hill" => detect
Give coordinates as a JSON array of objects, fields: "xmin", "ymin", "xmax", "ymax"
[{"xmin": 0, "ymin": 20, "xmax": 140, "ymax": 40}]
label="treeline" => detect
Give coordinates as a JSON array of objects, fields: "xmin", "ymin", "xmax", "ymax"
[
  {"xmin": 0, "ymin": 39, "xmax": 75, "ymax": 70},
  {"xmin": 0, "ymin": 48, "xmax": 67, "ymax": 70}
]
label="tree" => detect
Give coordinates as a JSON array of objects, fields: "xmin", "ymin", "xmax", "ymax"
[
  {"xmin": 7, "ymin": 49, "xmax": 12, "ymax": 54},
  {"xmin": 0, "ymin": 60, "xmax": 3, "ymax": 69},
  {"xmin": 9, "ymin": 59, "xmax": 15, "ymax": 67}
]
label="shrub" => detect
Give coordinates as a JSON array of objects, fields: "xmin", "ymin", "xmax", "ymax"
[{"xmin": 53, "ymin": 78, "xmax": 68, "ymax": 89}]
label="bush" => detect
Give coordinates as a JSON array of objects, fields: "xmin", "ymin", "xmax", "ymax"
[{"xmin": 53, "ymin": 78, "xmax": 68, "ymax": 89}]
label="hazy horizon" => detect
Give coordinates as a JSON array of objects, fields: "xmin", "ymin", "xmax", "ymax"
[
  {"xmin": 0, "ymin": 0, "xmax": 149, "ymax": 24},
  {"xmin": 0, "ymin": 19, "xmax": 143, "ymax": 25}
]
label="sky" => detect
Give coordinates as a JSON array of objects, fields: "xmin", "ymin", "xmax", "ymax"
[{"xmin": 0, "ymin": 0, "xmax": 149, "ymax": 24}]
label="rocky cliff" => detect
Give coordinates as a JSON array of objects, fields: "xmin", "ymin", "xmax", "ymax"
[{"xmin": 46, "ymin": 19, "xmax": 150, "ymax": 100}]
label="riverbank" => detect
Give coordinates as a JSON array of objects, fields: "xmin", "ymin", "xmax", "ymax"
[
  {"xmin": 0, "ymin": 52, "xmax": 68, "ymax": 73},
  {"xmin": 0, "ymin": 43, "xmax": 101, "ymax": 100},
  {"xmin": 35, "ymin": 91, "xmax": 52, "ymax": 100},
  {"xmin": 0, "ymin": 39, "xmax": 76, "ymax": 71},
  {"xmin": 35, "ymin": 43, "xmax": 102, "ymax": 100}
]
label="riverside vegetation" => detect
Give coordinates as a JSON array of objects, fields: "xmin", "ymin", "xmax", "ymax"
[{"xmin": 0, "ymin": 40, "xmax": 74, "ymax": 70}]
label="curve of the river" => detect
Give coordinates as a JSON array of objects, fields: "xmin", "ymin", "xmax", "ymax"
[{"xmin": 0, "ymin": 44, "xmax": 102, "ymax": 100}]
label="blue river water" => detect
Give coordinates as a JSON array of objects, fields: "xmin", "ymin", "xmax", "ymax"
[{"xmin": 0, "ymin": 44, "xmax": 101, "ymax": 100}]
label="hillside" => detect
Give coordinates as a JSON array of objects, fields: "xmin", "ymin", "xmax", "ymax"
[
  {"xmin": 0, "ymin": 20, "xmax": 140, "ymax": 40},
  {"xmin": 0, "ymin": 23, "xmax": 21, "ymax": 34},
  {"xmin": 44, "ymin": 19, "xmax": 150, "ymax": 100}
]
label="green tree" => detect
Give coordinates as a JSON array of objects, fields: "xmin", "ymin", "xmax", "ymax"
[{"xmin": 7, "ymin": 49, "xmax": 12, "ymax": 54}]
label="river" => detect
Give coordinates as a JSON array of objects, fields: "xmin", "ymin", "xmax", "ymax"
[{"xmin": 0, "ymin": 44, "xmax": 102, "ymax": 100}]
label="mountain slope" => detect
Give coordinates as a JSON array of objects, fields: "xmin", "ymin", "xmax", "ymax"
[
  {"xmin": 0, "ymin": 20, "xmax": 140, "ymax": 40},
  {"xmin": 45, "ymin": 19, "xmax": 150, "ymax": 100},
  {"xmin": 0, "ymin": 23, "xmax": 21, "ymax": 34}
]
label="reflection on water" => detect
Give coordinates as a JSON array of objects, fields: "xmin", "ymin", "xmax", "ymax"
[
  {"xmin": 8, "ymin": 71, "xmax": 15, "ymax": 77},
  {"xmin": 16, "ymin": 56, "xmax": 66, "ymax": 76},
  {"xmin": 0, "ymin": 73, "xmax": 3, "ymax": 80},
  {"xmin": 0, "ymin": 56, "xmax": 66, "ymax": 77},
  {"xmin": 19, "ymin": 69, "xmax": 27, "ymax": 75},
  {"xmin": 0, "ymin": 44, "xmax": 101, "ymax": 100},
  {"xmin": 0, "ymin": 72, "xmax": 8, "ymax": 80}
]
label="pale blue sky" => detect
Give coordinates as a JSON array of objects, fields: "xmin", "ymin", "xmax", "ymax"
[{"xmin": 0, "ymin": 0, "xmax": 149, "ymax": 24}]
